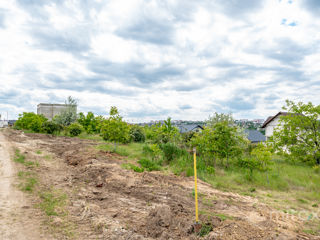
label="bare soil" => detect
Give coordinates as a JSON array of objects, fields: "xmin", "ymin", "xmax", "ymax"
[{"xmin": 2, "ymin": 129, "xmax": 320, "ymax": 240}]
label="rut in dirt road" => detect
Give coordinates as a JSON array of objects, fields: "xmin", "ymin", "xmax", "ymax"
[{"xmin": 0, "ymin": 131, "xmax": 45, "ymax": 240}]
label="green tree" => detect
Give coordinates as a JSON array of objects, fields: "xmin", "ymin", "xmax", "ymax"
[
  {"xmin": 53, "ymin": 96, "xmax": 77, "ymax": 126},
  {"xmin": 15, "ymin": 112, "xmax": 47, "ymax": 133},
  {"xmin": 100, "ymin": 106, "xmax": 130, "ymax": 144},
  {"xmin": 192, "ymin": 113, "xmax": 247, "ymax": 167},
  {"xmin": 146, "ymin": 118, "xmax": 181, "ymax": 144},
  {"xmin": 78, "ymin": 112, "xmax": 99, "ymax": 133},
  {"xmin": 271, "ymin": 100, "xmax": 320, "ymax": 165}
]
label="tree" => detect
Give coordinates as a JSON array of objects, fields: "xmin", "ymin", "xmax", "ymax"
[
  {"xmin": 100, "ymin": 106, "xmax": 130, "ymax": 144},
  {"xmin": 206, "ymin": 112, "xmax": 234, "ymax": 129},
  {"xmin": 271, "ymin": 100, "xmax": 320, "ymax": 165},
  {"xmin": 53, "ymin": 96, "xmax": 77, "ymax": 126},
  {"xmin": 78, "ymin": 112, "xmax": 99, "ymax": 133},
  {"xmin": 14, "ymin": 112, "xmax": 47, "ymax": 133},
  {"xmin": 192, "ymin": 113, "xmax": 247, "ymax": 167}
]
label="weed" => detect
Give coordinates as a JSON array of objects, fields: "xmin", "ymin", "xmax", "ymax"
[
  {"xmin": 297, "ymin": 198, "xmax": 308, "ymax": 204},
  {"xmin": 36, "ymin": 150, "xmax": 42, "ymax": 154},
  {"xmin": 122, "ymin": 163, "xmax": 144, "ymax": 173},
  {"xmin": 14, "ymin": 151, "xmax": 25, "ymax": 164},
  {"xmin": 198, "ymin": 223, "xmax": 212, "ymax": 237},
  {"xmin": 22, "ymin": 177, "xmax": 38, "ymax": 192}
]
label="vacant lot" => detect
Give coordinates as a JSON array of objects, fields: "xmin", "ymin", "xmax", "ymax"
[{"xmin": 1, "ymin": 129, "xmax": 319, "ymax": 239}]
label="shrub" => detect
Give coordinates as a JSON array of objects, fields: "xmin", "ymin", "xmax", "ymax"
[
  {"xmin": 160, "ymin": 142, "xmax": 186, "ymax": 162},
  {"xmin": 130, "ymin": 125, "xmax": 145, "ymax": 142},
  {"xmin": 42, "ymin": 121, "xmax": 62, "ymax": 134},
  {"xmin": 206, "ymin": 166, "xmax": 215, "ymax": 175},
  {"xmin": 143, "ymin": 144, "xmax": 162, "ymax": 161},
  {"xmin": 138, "ymin": 158, "xmax": 161, "ymax": 171},
  {"xmin": 15, "ymin": 112, "xmax": 47, "ymax": 132},
  {"xmin": 100, "ymin": 107, "xmax": 130, "ymax": 144},
  {"xmin": 67, "ymin": 123, "xmax": 83, "ymax": 137}
]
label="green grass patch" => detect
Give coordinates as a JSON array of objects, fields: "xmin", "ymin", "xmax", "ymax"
[
  {"xmin": 78, "ymin": 133, "xmax": 103, "ymax": 141},
  {"xmin": 21, "ymin": 177, "xmax": 38, "ymax": 192},
  {"xmin": 14, "ymin": 149, "xmax": 25, "ymax": 164},
  {"xmin": 138, "ymin": 158, "xmax": 161, "ymax": 171},
  {"xmin": 36, "ymin": 150, "xmax": 42, "ymax": 154},
  {"xmin": 122, "ymin": 163, "xmax": 144, "ymax": 172},
  {"xmin": 198, "ymin": 223, "xmax": 212, "ymax": 237},
  {"xmin": 39, "ymin": 190, "xmax": 68, "ymax": 216}
]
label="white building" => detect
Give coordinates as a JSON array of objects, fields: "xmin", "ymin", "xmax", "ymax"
[
  {"xmin": 0, "ymin": 120, "xmax": 8, "ymax": 128},
  {"xmin": 261, "ymin": 112, "xmax": 288, "ymax": 140}
]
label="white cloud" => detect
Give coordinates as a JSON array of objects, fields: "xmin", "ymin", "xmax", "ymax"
[{"xmin": 1, "ymin": 0, "xmax": 320, "ymax": 121}]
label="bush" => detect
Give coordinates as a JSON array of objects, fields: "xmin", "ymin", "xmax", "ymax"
[
  {"xmin": 100, "ymin": 107, "xmax": 130, "ymax": 144},
  {"xmin": 138, "ymin": 158, "xmax": 161, "ymax": 171},
  {"xmin": 160, "ymin": 142, "xmax": 186, "ymax": 162},
  {"xmin": 130, "ymin": 125, "xmax": 145, "ymax": 142},
  {"xmin": 42, "ymin": 121, "xmax": 62, "ymax": 134},
  {"xmin": 67, "ymin": 123, "xmax": 83, "ymax": 137},
  {"xmin": 14, "ymin": 112, "xmax": 47, "ymax": 133},
  {"xmin": 143, "ymin": 144, "xmax": 162, "ymax": 161}
]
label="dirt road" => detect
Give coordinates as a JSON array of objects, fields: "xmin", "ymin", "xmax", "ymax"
[{"xmin": 0, "ymin": 130, "xmax": 45, "ymax": 240}]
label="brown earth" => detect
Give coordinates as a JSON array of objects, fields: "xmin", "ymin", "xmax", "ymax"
[{"xmin": 2, "ymin": 129, "xmax": 320, "ymax": 240}]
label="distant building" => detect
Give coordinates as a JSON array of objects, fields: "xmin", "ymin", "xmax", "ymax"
[
  {"xmin": 244, "ymin": 129, "xmax": 266, "ymax": 143},
  {"xmin": 0, "ymin": 120, "xmax": 8, "ymax": 128},
  {"xmin": 37, "ymin": 103, "xmax": 77, "ymax": 120},
  {"xmin": 261, "ymin": 112, "xmax": 288, "ymax": 140}
]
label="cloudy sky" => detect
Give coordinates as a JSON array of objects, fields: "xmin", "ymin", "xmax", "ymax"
[{"xmin": 0, "ymin": 0, "xmax": 320, "ymax": 122}]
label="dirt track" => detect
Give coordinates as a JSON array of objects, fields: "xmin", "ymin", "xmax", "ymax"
[
  {"xmin": 2, "ymin": 129, "xmax": 320, "ymax": 239},
  {"xmin": 0, "ymin": 130, "xmax": 51, "ymax": 240}
]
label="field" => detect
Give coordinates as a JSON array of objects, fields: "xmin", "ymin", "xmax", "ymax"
[{"xmin": 1, "ymin": 129, "xmax": 320, "ymax": 239}]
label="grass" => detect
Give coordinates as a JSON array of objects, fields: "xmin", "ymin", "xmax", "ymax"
[
  {"xmin": 18, "ymin": 171, "xmax": 38, "ymax": 192},
  {"xmin": 39, "ymin": 190, "xmax": 68, "ymax": 216},
  {"xmin": 97, "ymin": 142, "xmax": 145, "ymax": 159},
  {"xmin": 122, "ymin": 163, "xmax": 144, "ymax": 172},
  {"xmin": 199, "ymin": 209, "xmax": 234, "ymax": 221},
  {"xmin": 77, "ymin": 132, "xmax": 103, "ymax": 141},
  {"xmin": 14, "ymin": 149, "xmax": 25, "ymax": 163},
  {"xmin": 14, "ymin": 149, "xmax": 39, "ymax": 167},
  {"xmin": 36, "ymin": 150, "xmax": 42, "ymax": 154}
]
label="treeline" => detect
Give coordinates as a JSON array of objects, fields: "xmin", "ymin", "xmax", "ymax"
[{"xmin": 14, "ymin": 98, "xmax": 320, "ymax": 180}]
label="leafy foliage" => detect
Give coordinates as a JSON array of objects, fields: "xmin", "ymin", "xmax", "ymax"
[
  {"xmin": 160, "ymin": 142, "xmax": 187, "ymax": 162},
  {"xmin": 15, "ymin": 112, "xmax": 47, "ymax": 133},
  {"xmin": 53, "ymin": 96, "xmax": 77, "ymax": 126},
  {"xmin": 130, "ymin": 125, "xmax": 145, "ymax": 142},
  {"xmin": 138, "ymin": 158, "xmax": 161, "ymax": 171},
  {"xmin": 100, "ymin": 106, "xmax": 130, "ymax": 143},
  {"xmin": 271, "ymin": 100, "xmax": 320, "ymax": 165},
  {"xmin": 78, "ymin": 112, "xmax": 101, "ymax": 133},
  {"xmin": 144, "ymin": 118, "xmax": 181, "ymax": 144},
  {"xmin": 192, "ymin": 113, "xmax": 248, "ymax": 167},
  {"xmin": 67, "ymin": 123, "xmax": 83, "ymax": 137},
  {"xmin": 42, "ymin": 121, "xmax": 62, "ymax": 134}
]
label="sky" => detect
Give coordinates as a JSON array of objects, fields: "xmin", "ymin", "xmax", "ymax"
[{"xmin": 0, "ymin": 0, "xmax": 320, "ymax": 122}]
